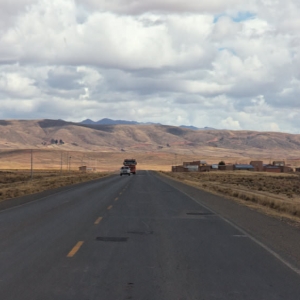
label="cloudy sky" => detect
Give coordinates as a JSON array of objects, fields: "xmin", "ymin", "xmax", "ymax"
[{"xmin": 0, "ymin": 0, "xmax": 300, "ymax": 132}]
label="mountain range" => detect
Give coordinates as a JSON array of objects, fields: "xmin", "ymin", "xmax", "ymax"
[
  {"xmin": 80, "ymin": 118, "xmax": 215, "ymax": 130},
  {"xmin": 0, "ymin": 119, "xmax": 300, "ymax": 160}
]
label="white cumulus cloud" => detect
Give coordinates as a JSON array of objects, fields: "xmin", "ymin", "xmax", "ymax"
[{"xmin": 0, "ymin": 0, "xmax": 299, "ymax": 133}]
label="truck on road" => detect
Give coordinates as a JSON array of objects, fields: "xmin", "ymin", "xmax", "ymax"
[{"xmin": 123, "ymin": 159, "xmax": 137, "ymax": 175}]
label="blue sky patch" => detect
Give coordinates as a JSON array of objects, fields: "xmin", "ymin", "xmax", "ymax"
[
  {"xmin": 214, "ymin": 11, "xmax": 256, "ymax": 23},
  {"xmin": 233, "ymin": 11, "xmax": 256, "ymax": 22},
  {"xmin": 218, "ymin": 48, "xmax": 237, "ymax": 56}
]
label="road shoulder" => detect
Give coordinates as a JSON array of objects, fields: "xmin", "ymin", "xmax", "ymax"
[
  {"xmin": 155, "ymin": 171, "xmax": 300, "ymax": 273},
  {"xmin": 0, "ymin": 174, "xmax": 114, "ymax": 212}
]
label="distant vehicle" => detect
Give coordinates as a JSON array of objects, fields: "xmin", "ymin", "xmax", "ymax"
[
  {"xmin": 120, "ymin": 166, "xmax": 131, "ymax": 176},
  {"xmin": 123, "ymin": 159, "xmax": 137, "ymax": 175}
]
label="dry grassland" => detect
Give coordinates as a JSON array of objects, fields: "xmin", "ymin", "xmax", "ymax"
[
  {"xmin": 2, "ymin": 147, "xmax": 300, "ymax": 214},
  {"xmin": 1, "ymin": 149, "xmax": 300, "ymax": 172},
  {"xmin": 162, "ymin": 171, "xmax": 300, "ymax": 222},
  {"xmin": 0, "ymin": 170, "xmax": 110, "ymax": 202},
  {"xmin": 0, "ymin": 149, "xmax": 196, "ymax": 172}
]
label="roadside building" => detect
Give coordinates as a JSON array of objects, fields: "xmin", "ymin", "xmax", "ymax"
[
  {"xmin": 173, "ymin": 160, "xmax": 211, "ymax": 172},
  {"xmin": 172, "ymin": 166, "xmax": 187, "ymax": 172},
  {"xmin": 79, "ymin": 166, "xmax": 87, "ymax": 172},
  {"xmin": 219, "ymin": 164, "xmax": 234, "ymax": 171},
  {"xmin": 263, "ymin": 164, "xmax": 293, "ymax": 173},
  {"xmin": 173, "ymin": 160, "xmax": 292, "ymax": 173},
  {"xmin": 264, "ymin": 165, "xmax": 281, "ymax": 173},
  {"xmin": 183, "ymin": 161, "xmax": 197, "ymax": 167},
  {"xmin": 282, "ymin": 166, "xmax": 294, "ymax": 173},
  {"xmin": 183, "ymin": 160, "xmax": 207, "ymax": 167},
  {"xmin": 234, "ymin": 164, "xmax": 255, "ymax": 171},
  {"xmin": 186, "ymin": 165, "xmax": 199, "ymax": 172},
  {"xmin": 211, "ymin": 164, "xmax": 219, "ymax": 171},
  {"xmin": 199, "ymin": 165, "xmax": 211, "ymax": 172},
  {"xmin": 250, "ymin": 161, "xmax": 263, "ymax": 172}
]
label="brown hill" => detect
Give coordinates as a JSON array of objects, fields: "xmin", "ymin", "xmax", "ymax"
[{"xmin": 1, "ymin": 119, "xmax": 300, "ymax": 163}]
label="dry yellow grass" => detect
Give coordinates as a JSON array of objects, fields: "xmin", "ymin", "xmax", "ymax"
[
  {"xmin": 0, "ymin": 170, "xmax": 110, "ymax": 202},
  {"xmin": 0, "ymin": 149, "xmax": 203, "ymax": 171},
  {"xmin": 1, "ymin": 148, "xmax": 300, "ymax": 172},
  {"xmin": 161, "ymin": 171, "xmax": 300, "ymax": 222}
]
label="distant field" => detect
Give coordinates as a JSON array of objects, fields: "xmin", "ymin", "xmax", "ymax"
[
  {"xmin": 162, "ymin": 171, "xmax": 300, "ymax": 222},
  {"xmin": 1, "ymin": 149, "xmax": 300, "ymax": 172},
  {"xmin": 2, "ymin": 148, "xmax": 300, "ymax": 216},
  {"xmin": 0, "ymin": 149, "xmax": 176, "ymax": 171}
]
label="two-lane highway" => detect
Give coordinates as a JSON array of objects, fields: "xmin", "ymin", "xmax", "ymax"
[{"xmin": 0, "ymin": 171, "xmax": 300, "ymax": 299}]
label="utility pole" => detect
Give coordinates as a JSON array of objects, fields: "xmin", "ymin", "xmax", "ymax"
[
  {"xmin": 30, "ymin": 149, "xmax": 33, "ymax": 180},
  {"xmin": 60, "ymin": 152, "xmax": 63, "ymax": 175},
  {"xmin": 69, "ymin": 156, "xmax": 72, "ymax": 174}
]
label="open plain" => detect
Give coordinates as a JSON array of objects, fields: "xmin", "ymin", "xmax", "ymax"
[{"xmin": 1, "ymin": 119, "xmax": 300, "ymax": 222}]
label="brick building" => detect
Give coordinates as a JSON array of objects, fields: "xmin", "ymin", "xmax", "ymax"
[
  {"xmin": 264, "ymin": 165, "xmax": 281, "ymax": 173},
  {"xmin": 218, "ymin": 164, "xmax": 234, "ymax": 171},
  {"xmin": 250, "ymin": 161, "xmax": 263, "ymax": 172}
]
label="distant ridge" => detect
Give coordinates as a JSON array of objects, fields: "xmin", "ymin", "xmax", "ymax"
[
  {"xmin": 180, "ymin": 125, "xmax": 199, "ymax": 130},
  {"xmin": 180, "ymin": 126, "xmax": 217, "ymax": 131},
  {"xmin": 201, "ymin": 127, "xmax": 217, "ymax": 131},
  {"xmin": 81, "ymin": 118, "xmax": 139, "ymax": 125},
  {"xmin": 80, "ymin": 118, "xmax": 214, "ymax": 130}
]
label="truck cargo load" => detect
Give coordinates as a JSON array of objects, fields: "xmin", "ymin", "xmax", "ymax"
[{"xmin": 123, "ymin": 159, "xmax": 137, "ymax": 174}]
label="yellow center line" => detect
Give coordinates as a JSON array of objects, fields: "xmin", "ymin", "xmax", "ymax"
[
  {"xmin": 107, "ymin": 205, "xmax": 113, "ymax": 210},
  {"xmin": 119, "ymin": 192, "xmax": 122, "ymax": 195},
  {"xmin": 115, "ymin": 197, "xmax": 118, "ymax": 201},
  {"xmin": 94, "ymin": 217, "xmax": 103, "ymax": 225},
  {"xmin": 67, "ymin": 241, "xmax": 84, "ymax": 258}
]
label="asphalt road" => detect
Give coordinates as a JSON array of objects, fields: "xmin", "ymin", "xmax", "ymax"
[{"xmin": 0, "ymin": 170, "xmax": 300, "ymax": 300}]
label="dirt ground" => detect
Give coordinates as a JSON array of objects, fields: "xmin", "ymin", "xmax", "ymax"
[{"xmin": 161, "ymin": 171, "xmax": 300, "ymax": 222}]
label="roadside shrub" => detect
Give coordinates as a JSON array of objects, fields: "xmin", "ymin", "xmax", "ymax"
[{"xmin": 251, "ymin": 196, "xmax": 258, "ymax": 203}]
